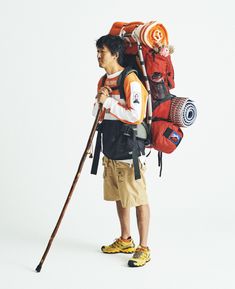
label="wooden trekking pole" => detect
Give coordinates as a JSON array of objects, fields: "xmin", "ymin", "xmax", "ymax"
[{"xmin": 35, "ymin": 104, "xmax": 103, "ymax": 273}]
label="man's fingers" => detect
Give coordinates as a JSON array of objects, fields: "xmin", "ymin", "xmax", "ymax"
[
  {"xmin": 103, "ymin": 86, "xmax": 112, "ymax": 93},
  {"xmin": 99, "ymin": 86, "xmax": 112, "ymax": 95}
]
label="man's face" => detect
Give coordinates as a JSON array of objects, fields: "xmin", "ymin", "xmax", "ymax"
[{"xmin": 97, "ymin": 45, "xmax": 117, "ymax": 69}]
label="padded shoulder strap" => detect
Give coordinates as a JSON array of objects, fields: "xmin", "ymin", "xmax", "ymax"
[
  {"xmin": 101, "ymin": 74, "xmax": 107, "ymax": 86},
  {"xmin": 100, "ymin": 67, "xmax": 137, "ymax": 99},
  {"xmin": 117, "ymin": 67, "xmax": 138, "ymax": 100}
]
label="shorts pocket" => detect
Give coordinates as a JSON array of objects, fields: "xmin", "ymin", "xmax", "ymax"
[
  {"xmin": 103, "ymin": 166, "xmax": 113, "ymax": 178},
  {"xmin": 102, "ymin": 156, "xmax": 108, "ymax": 167},
  {"xmin": 141, "ymin": 163, "xmax": 147, "ymax": 172},
  {"xmin": 103, "ymin": 167, "xmax": 107, "ymax": 178}
]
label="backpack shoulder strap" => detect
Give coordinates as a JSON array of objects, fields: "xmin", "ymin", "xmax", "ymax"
[
  {"xmin": 117, "ymin": 67, "xmax": 138, "ymax": 99},
  {"xmin": 101, "ymin": 74, "xmax": 107, "ymax": 86},
  {"xmin": 100, "ymin": 67, "xmax": 137, "ymax": 99}
]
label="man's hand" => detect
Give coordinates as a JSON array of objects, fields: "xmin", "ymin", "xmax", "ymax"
[{"xmin": 96, "ymin": 86, "xmax": 112, "ymax": 104}]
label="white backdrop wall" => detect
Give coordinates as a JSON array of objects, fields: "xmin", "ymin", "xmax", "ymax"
[{"xmin": 0, "ymin": 0, "xmax": 234, "ymax": 288}]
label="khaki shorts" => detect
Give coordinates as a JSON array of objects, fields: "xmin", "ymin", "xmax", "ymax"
[{"xmin": 102, "ymin": 156, "xmax": 148, "ymax": 208}]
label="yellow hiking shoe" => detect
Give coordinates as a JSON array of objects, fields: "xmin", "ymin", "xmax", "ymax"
[
  {"xmin": 128, "ymin": 245, "xmax": 151, "ymax": 267},
  {"xmin": 101, "ymin": 237, "xmax": 135, "ymax": 254}
]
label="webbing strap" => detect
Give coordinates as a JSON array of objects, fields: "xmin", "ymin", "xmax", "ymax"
[
  {"xmin": 101, "ymin": 67, "xmax": 137, "ymax": 100},
  {"xmin": 158, "ymin": 151, "xmax": 163, "ymax": 177},
  {"xmin": 132, "ymin": 129, "xmax": 141, "ymax": 180},
  {"xmin": 90, "ymin": 129, "xmax": 102, "ymax": 175}
]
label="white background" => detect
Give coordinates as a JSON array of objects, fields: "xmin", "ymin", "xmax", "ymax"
[{"xmin": 0, "ymin": 0, "xmax": 235, "ymax": 288}]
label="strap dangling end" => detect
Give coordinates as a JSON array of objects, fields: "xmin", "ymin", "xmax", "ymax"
[
  {"xmin": 146, "ymin": 148, "xmax": 152, "ymax": 158},
  {"xmin": 158, "ymin": 151, "xmax": 163, "ymax": 177},
  {"xmin": 89, "ymin": 143, "xmax": 93, "ymax": 158}
]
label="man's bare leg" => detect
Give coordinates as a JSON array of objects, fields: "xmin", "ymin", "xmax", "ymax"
[
  {"xmin": 116, "ymin": 200, "xmax": 131, "ymax": 239},
  {"xmin": 136, "ymin": 204, "xmax": 150, "ymax": 247}
]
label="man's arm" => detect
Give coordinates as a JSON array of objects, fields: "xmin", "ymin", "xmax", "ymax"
[{"xmin": 99, "ymin": 73, "xmax": 148, "ymax": 124}]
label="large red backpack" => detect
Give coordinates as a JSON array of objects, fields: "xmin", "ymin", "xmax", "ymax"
[
  {"xmin": 109, "ymin": 21, "xmax": 196, "ymax": 176},
  {"xmin": 122, "ymin": 50, "xmax": 183, "ymax": 153}
]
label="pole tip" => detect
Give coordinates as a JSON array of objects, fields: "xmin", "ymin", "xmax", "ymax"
[{"xmin": 35, "ymin": 263, "xmax": 42, "ymax": 272}]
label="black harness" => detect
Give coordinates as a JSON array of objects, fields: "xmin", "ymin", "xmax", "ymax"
[{"xmin": 91, "ymin": 67, "xmax": 145, "ymax": 180}]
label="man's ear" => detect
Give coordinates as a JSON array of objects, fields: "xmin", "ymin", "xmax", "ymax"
[{"xmin": 115, "ymin": 52, "xmax": 119, "ymax": 59}]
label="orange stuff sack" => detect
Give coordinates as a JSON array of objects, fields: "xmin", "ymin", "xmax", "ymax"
[
  {"xmin": 109, "ymin": 21, "xmax": 144, "ymax": 54},
  {"xmin": 109, "ymin": 21, "xmax": 144, "ymax": 38}
]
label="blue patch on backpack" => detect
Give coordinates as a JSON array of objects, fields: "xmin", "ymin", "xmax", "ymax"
[{"xmin": 169, "ymin": 131, "xmax": 181, "ymax": 145}]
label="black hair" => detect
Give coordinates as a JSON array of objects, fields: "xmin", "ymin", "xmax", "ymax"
[{"xmin": 96, "ymin": 34, "xmax": 124, "ymax": 66}]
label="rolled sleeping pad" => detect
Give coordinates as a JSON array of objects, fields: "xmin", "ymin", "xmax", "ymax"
[
  {"xmin": 169, "ymin": 97, "xmax": 197, "ymax": 127},
  {"xmin": 109, "ymin": 21, "xmax": 168, "ymax": 49},
  {"xmin": 135, "ymin": 21, "xmax": 168, "ymax": 48}
]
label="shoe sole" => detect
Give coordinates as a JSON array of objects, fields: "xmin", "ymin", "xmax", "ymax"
[
  {"xmin": 102, "ymin": 251, "xmax": 135, "ymax": 254},
  {"xmin": 128, "ymin": 258, "xmax": 151, "ymax": 267},
  {"xmin": 101, "ymin": 246, "xmax": 135, "ymax": 254},
  {"xmin": 101, "ymin": 249, "xmax": 135, "ymax": 254}
]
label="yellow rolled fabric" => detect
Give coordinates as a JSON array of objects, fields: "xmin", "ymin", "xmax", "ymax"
[{"xmin": 138, "ymin": 21, "xmax": 168, "ymax": 48}]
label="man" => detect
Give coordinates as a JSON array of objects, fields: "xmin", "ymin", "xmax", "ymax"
[{"xmin": 92, "ymin": 34, "xmax": 150, "ymax": 267}]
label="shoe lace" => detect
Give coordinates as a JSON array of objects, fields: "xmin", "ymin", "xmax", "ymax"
[
  {"xmin": 133, "ymin": 247, "xmax": 148, "ymax": 259},
  {"xmin": 110, "ymin": 238, "xmax": 122, "ymax": 248}
]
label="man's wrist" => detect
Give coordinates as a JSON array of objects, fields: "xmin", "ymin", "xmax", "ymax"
[{"xmin": 103, "ymin": 97, "xmax": 113, "ymax": 109}]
